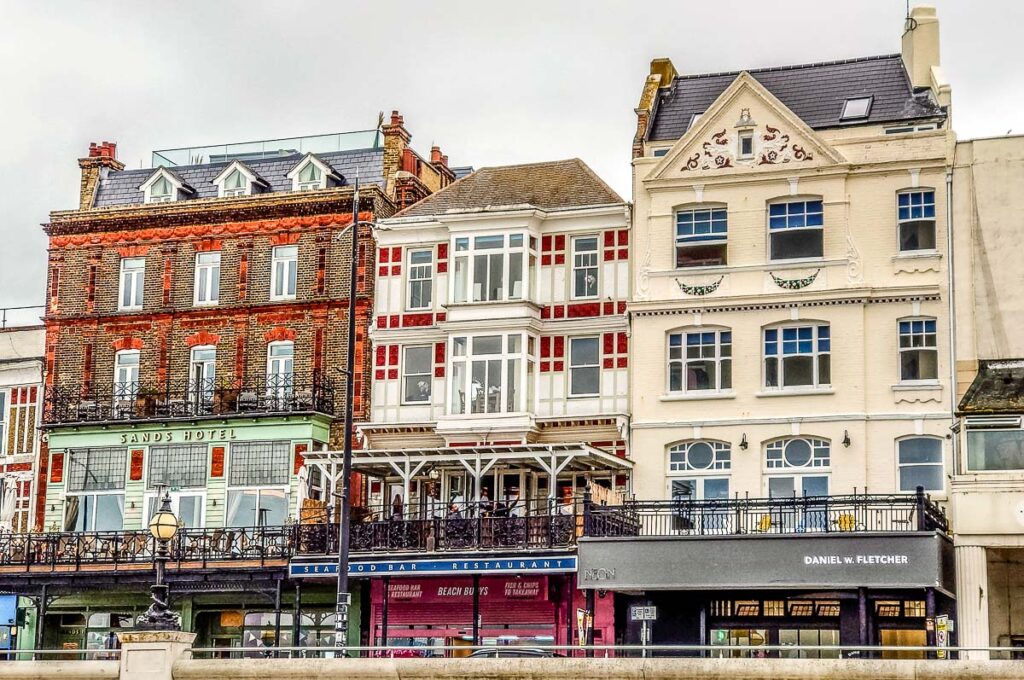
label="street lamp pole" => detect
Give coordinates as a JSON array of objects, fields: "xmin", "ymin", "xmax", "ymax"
[
  {"xmin": 136, "ymin": 488, "xmax": 180, "ymax": 630},
  {"xmin": 334, "ymin": 177, "xmax": 363, "ymax": 650}
]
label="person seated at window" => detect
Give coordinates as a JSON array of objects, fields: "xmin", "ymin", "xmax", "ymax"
[{"xmin": 478, "ymin": 488, "xmax": 494, "ymax": 517}]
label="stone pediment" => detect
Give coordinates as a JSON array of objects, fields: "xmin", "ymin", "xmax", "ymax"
[{"xmin": 650, "ymin": 72, "xmax": 846, "ymax": 180}]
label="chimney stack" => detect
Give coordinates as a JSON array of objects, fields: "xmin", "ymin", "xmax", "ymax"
[
  {"xmin": 78, "ymin": 140, "xmax": 124, "ymax": 210},
  {"xmin": 902, "ymin": 6, "xmax": 941, "ymax": 92},
  {"xmin": 381, "ymin": 110, "xmax": 413, "ymax": 198}
]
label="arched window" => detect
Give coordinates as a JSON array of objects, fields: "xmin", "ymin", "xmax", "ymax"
[
  {"xmin": 668, "ymin": 440, "xmax": 731, "ymax": 502},
  {"xmin": 667, "ymin": 328, "xmax": 732, "ymax": 393},
  {"xmin": 896, "ymin": 437, "xmax": 943, "ymax": 492},
  {"xmin": 765, "ymin": 437, "xmax": 830, "ymax": 498}
]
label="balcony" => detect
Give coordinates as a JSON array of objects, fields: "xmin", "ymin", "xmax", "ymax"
[
  {"xmin": 43, "ymin": 376, "xmax": 336, "ymax": 425},
  {"xmin": 585, "ymin": 490, "xmax": 949, "ymax": 538}
]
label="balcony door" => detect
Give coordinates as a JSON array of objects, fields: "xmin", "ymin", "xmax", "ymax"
[
  {"xmin": 113, "ymin": 350, "xmax": 140, "ymax": 405},
  {"xmin": 145, "ymin": 491, "xmax": 204, "ymax": 529},
  {"xmin": 189, "ymin": 346, "xmax": 216, "ymax": 412},
  {"xmin": 267, "ymin": 341, "xmax": 294, "ymax": 405}
]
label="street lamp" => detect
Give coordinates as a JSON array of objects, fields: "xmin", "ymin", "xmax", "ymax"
[{"xmin": 136, "ymin": 489, "xmax": 180, "ymax": 630}]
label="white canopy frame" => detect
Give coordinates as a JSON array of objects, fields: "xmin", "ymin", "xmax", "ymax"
[{"xmin": 304, "ymin": 443, "xmax": 632, "ymax": 508}]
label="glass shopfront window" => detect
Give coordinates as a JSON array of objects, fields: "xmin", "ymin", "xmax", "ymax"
[{"xmin": 226, "ymin": 442, "xmax": 290, "ymax": 527}]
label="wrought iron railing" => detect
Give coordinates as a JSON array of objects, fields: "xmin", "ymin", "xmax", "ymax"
[
  {"xmin": 43, "ymin": 376, "xmax": 335, "ymax": 424},
  {"xmin": 0, "ymin": 492, "xmax": 947, "ymax": 572},
  {"xmin": 584, "ymin": 488, "xmax": 949, "ymax": 538}
]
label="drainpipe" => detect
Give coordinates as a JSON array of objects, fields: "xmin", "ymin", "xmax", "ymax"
[{"xmin": 945, "ymin": 168, "xmax": 959, "ymax": 473}]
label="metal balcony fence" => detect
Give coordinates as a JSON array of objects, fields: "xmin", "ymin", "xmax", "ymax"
[
  {"xmin": 583, "ymin": 488, "xmax": 949, "ymax": 538},
  {"xmin": 43, "ymin": 376, "xmax": 335, "ymax": 424},
  {"xmin": 0, "ymin": 492, "xmax": 946, "ymax": 572}
]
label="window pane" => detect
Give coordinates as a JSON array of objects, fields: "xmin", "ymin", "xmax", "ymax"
[
  {"xmin": 771, "ymin": 230, "xmax": 823, "ymax": 260},
  {"xmin": 899, "ymin": 438, "xmax": 942, "ymax": 464},
  {"xmin": 509, "ymin": 251, "xmax": 523, "ymax": 299},
  {"xmin": 704, "ymin": 478, "xmax": 730, "ymax": 500},
  {"xmin": 148, "ymin": 444, "xmax": 207, "ymax": 489},
  {"xmin": 453, "ymin": 256, "xmax": 468, "ymax": 303},
  {"xmin": 258, "ymin": 489, "xmax": 288, "ymax": 526},
  {"xmin": 768, "ymin": 477, "xmax": 794, "ymax": 498},
  {"xmin": 450, "ymin": 361, "xmax": 466, "ymax": 414},
  {"xmin": 687, "ymin": 361, "xmax": 715, "ymax": 390},
  {"xmin": 571, "ymin": 365, "xmax": 599, "ymax": 396},
  {"xmin": 966, "ymin": 430, "xmax": 1024, "ymax": 471},
  {"xmin": 570, "ymin": 337, "xmax": 599, "ymax": 366},
  {"xmin": 677, "ymin": 243, "xmax": 727, "ymax": 268},
  {"xmin": 229, "ymin": 442, "xmax": 290, "ymax": 486},
  {"xmin": 801, "ymin": 476, "xmax": 829, "ymax": 497},
  {"xmin": 473, "ymin": 336, "xmax": 502, "ymax": 355},
  {"xmin": 403, "ymin": 346, "xmax": 432, "ymax": 403},
  {"xmin": 900, "ymin": 221, "xmax": 936, "ymax": 251},
  {"xmin": 67, "ymin": 448, "xmax": 127, "ymax": 492},
  {"xmin": 94, "ymin": 495, "xmax": 125, "ymax": 531},
  {"xmin": 507, "ymin": 357, "xmax": 520, "ymax": 411},
  {"xmin": 226, "ymin": 489, "xmax": 258, "ymax": 527},
  {"xmin": 487, "ymin": 253, "xmax": 503, "ymax": 300},
  {"xmin": 783, "ymin": 355, "xmax": 814, "ymax": 386}
]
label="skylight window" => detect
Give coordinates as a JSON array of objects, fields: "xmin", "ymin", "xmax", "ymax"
[{"xmin": 840, "ymin": 97, "xmax": 873, "ymax": 121}]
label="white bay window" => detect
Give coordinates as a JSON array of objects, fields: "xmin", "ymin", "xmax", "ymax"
[
  {"xmin": 449, "ymin": 333, "xmax": 535, "ymax": 415},
  {"xmin": 451, "ymin": 233, "xmax": 533, "ymax": 303}
]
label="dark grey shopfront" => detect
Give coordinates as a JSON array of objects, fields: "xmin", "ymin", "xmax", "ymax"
[{"xmin": 579, "ymin": 532, "xmax": 956, "ymax": 657}]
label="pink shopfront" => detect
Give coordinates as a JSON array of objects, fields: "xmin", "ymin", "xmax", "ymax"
[{"xmin": 369, "ymin": 573, "xmax": 614, "ymax": 652}]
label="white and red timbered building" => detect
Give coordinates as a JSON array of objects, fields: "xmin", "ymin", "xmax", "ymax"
[{"xmin": 319, "ymin": 159, "xmax": 633, "ymax": 649}]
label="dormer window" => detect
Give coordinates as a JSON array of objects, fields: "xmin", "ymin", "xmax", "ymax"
[
  {"xmin": 222, "ymin": 169, "xmax": 247, "ymax": 197},
  {"xmin": 140, "ymin": 167, "xmax": 190, "ymax": 204},
  {"xmin": 840, "ymin": 97, "xmax": 873, "ymax": 121},
  {"xmin": 297, "ymin": 163, "xmax": 322, "ymax": 190},
  {"xmin": 213, "ymin": 161, "xmax": 264, "ymax": 198},
  {"xmin": 287, "ymin": 154, "xmax": 333, "ymax": 192},
  {"xmin": 150, "ymin": 176, "xmax": 174, "ymax": 203}
]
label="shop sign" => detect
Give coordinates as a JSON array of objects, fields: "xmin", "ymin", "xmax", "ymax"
[
  {"xmin": 290, "ymin": 554, "xmax": 576, "ymax": 578},
  {"xmin": 384, "ymin": 577, "xmax": 545, "ymax": 603},
  {"xmin": 629, "ymin": 605, "xmax": 658, "ymax": 622},
  {"xmin": 119, "ymin": 428, "xmax": 238, "ymax": 444},
  {"xmin": 578, "ymin": 533, "xmax": 954, "ymax": 591}
]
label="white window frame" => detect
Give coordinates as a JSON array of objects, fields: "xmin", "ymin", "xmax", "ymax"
[
  {"xmin": 402, "ymin": 345, "xmax": 433, "ymax": 404},
  {"xmin": 189, "ymin": 346, "xmax": 217, "ymax": 409},
  {"xmin": 667, "ymin": 440, "xmax": 731, "ymax": 473},
  {"xmin": 64, "ymin": 448, "xmax": 128, "ymax": 532},
  {"xmin": 675, "ymin": 205, "xmax": 728, "ymax": 268},
  {"xmin": 738, "ymin": 130, "xmax": 754, "ymax": 159},
  {"xmin": 266, "ymin": 341, "xmax": 294, "ymax": 400},
  {"xmin": 763, "ymin": 324, "xmax": 831, "ymax": 390},
  {"xmin": 287, "ymin": 155, "xmax": 330, "ymax": 192},
  {"xmin": 213, "ymin": 161, "xmax": 258, "ymax": 198},
  {"xmin": 113, "ymin": 350, "xmax": 140, "ymax": 407},
  {"xmin": 568, "ymin": 336, "xmax": 600, "ymax": 398},
  {"xmin": 898, "ymin": 317, "xmax": 938, "ymax": 383},
  {"xmin": 669, "ymin": 476, "xmax": 730, "ymax": 501},
  {"xmin": 571, "ymin": 236, "xmax": 599, "ymax": 300},
  {"xmin": 667, "ymin": 328, "xmax": 732, "ymax": 394},
  {"xmin": 141, "ymin": 168, "xmax": 183, "ymax": 204},
  {"xmin": 896, "ymin": 436, "xmax": 944, "ymax": 493},
  {"xmin": 765, "ymin": 437, "xmax": 831, "ymax": 470},
  {"xmin": 406, "ymin": 248, "xmax": 434, "ymax": 311},
  {"xmin": 450, "ymin": 233, "xmax": 531, "ymax": 304},
  {"xmin": 448, "ymin": 332, "xmax": 533, "ymax": 415},
  {"xmin": 118, "ymin": 257, "xmax": 145, "ymax": 311},
  {"xmin": 840, "ymin": 96, "xmax": 873, "ymax": 121},
  {"xmin": 225, "ymin": 441, "xmax": 291, "ymax": 528},
  {"xmin": 767, "ymin": 199, "xmax": 824, "ymax": 262},
  {"xmin": 145, "ymin": 443, "xmax": 209, "ymax": 528},
  {"xmin": 897, "ymin": 189, "xmax": 937, "ymax": 253},
  {"xmin": 271, "ymin": 245, "xmax": 298, "ymax": 301},
  {"xmin": 193, "ymin": 252, "xmax": 221, "ymax": 306}
]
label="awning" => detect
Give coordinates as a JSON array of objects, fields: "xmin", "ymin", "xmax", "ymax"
[{"xmin": 958, "ymin": 359, "xmax": 1024, "ymax": 415}]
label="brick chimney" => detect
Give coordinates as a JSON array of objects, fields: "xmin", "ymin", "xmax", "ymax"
[
  {"xmin": 381, "ymin": 110, "xmax": 412, "ymax": 198},
  {"xmin": 78, "ymin": 141, "xmax": 124, "ymax": 209},
  {"xmin": 901, "ymin": 6, "xmax": 948, "ymax": 107}
]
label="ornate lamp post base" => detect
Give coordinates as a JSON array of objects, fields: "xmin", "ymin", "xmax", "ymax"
[{"xmin": 135, "ymin": 583, "xmax": 181, "ymax": 631}]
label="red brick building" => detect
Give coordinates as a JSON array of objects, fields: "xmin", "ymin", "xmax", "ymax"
[{"xmin": 10, "ymin": 114, "xmax": 461, "ymax": 651}]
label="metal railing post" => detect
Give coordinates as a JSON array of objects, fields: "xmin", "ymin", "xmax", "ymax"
[{"xmin": 916, "ymin": 485, "xmax": 927, "ymax": 531}]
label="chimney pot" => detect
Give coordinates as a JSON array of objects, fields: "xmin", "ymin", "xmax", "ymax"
[
  {"xmin": 441, "ymin": 155, "xmax": 449, "ymax": 167},
  {"xmin": 430, "ymin": 146, "xmax": 442, "ymax": 163},
  {"xmin": 88, "ymin": 141, "xmax": 117, "ymax": 159}
]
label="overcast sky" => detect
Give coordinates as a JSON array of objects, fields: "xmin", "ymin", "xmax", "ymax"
[{"xmin": 1, "ymin": 0, "xmax": 1020, "ymax": 323}]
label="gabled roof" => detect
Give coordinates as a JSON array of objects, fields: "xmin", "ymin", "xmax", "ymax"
[
  {"xmin": 139, "ymin": 166, "xmax": 194, "ymax": 194},
  {"xmin": 396, "ymin": 159, "xmax": 624, "ymax": 218},
  {"xmin": 285, "ymin": 152, "xmax": 344, "ymax": 182},
  {"xmin": 95, "ymin": 147, "xmax": 385, "ymax": 207},
  {"xmin": 211, "ymin": 160, "xmax": 269, "ymax": 189},
  {"xmin": 648, "ymin": 54, "xmax": 945, "ymax": 142},
  {"xmin": 959, "ymin": 360, "xmax": 1024, "ymax": 415}
]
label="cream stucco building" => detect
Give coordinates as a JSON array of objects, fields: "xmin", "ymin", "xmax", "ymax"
[
  {"xmin": 629, "ymin": 7, "xmax": 955, "ymax": 507},
  {"xmin": 950, "ymin": 134, "xmax": 1024, "ymax": 657}
]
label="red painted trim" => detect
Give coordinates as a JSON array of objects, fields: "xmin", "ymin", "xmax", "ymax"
[
  {"xmin": 50, "ymin": 452, "xmax": 64, "ymax": 483},
  {"xmin": 268, "ymin": 232, "xmax": 302, "ymax": 246},
  {"xmin": 210, "ymin": 447, "xmax": 225, "ymax": 478},
  {"xmin": 194, "ymin": 239, "xmax": 223, "ymax": 252},
  {"xmin": 117, "ymin": 245, "xmax": 150, "ymax": 258},
  {"xmin": 185, "ymin": 330, "xmax": 220, "ymax": 347},
  {"xmin": 111, "ymin": 336, "xmax": 144, "ymax": 351},
  {"xmin": 402, "ymin": 313, "xmax": 432, "ymax": 327},
  {"xmin": 130, "ymin": 450, "xmax": 144, "ymax": 481},
  {"xmin": 293, "ymin": 443, "xmax": 308, "ymax": 475},
  {"xmin": 264, "ymin": 326, "xmax": 297, "ymax": 343}
]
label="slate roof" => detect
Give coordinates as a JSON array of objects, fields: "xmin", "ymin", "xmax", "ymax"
[
  {"xmin": 397, "ymin": 159, "xmax": 624, "ymax": 218},
  {"xmin": 94, "ymin": 148, "xmax": 385, "ymax": 207},
  {"xmin": 959, "ymin": 360, "xmax": 1024, "ymax": 415},
  {"xmin": 648, "ymin": 54, "xmax": 946, "ymax": 141}
]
